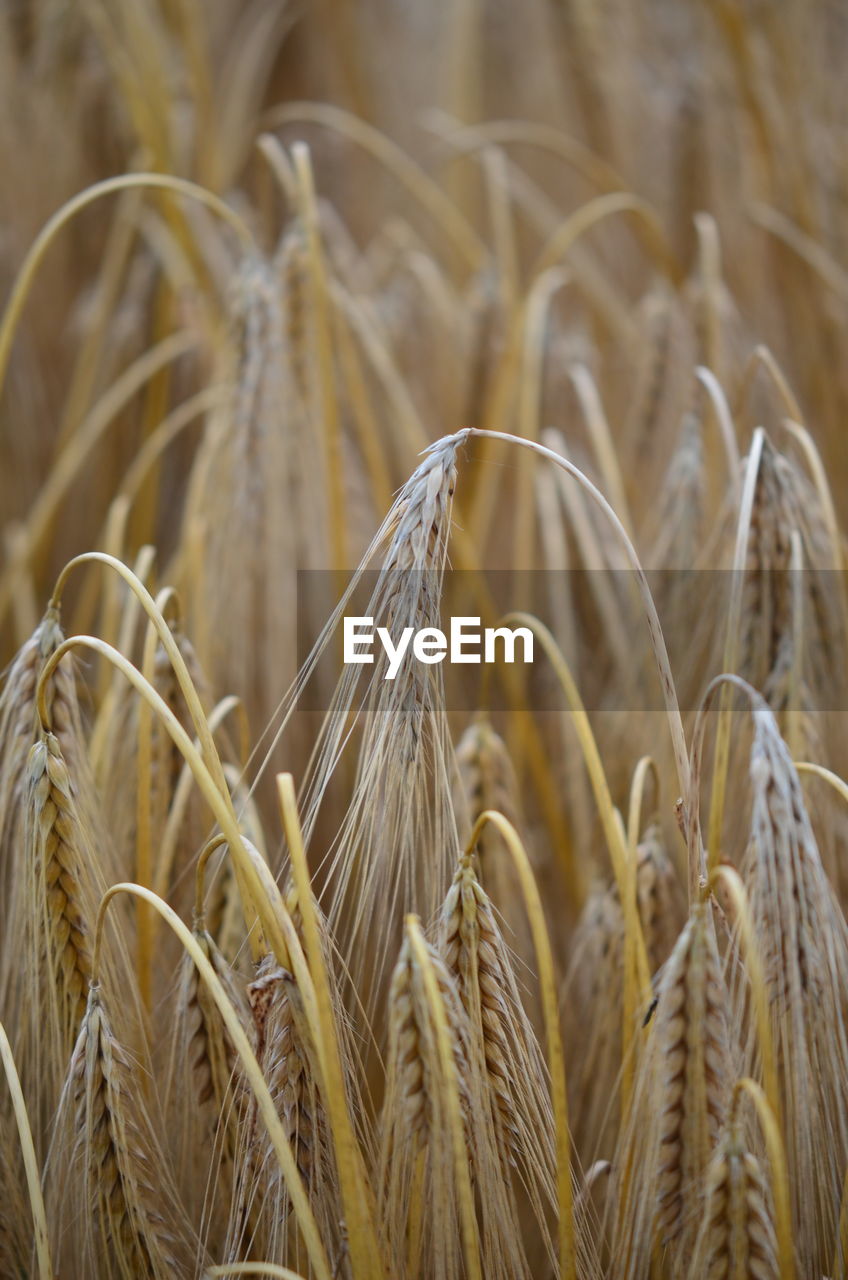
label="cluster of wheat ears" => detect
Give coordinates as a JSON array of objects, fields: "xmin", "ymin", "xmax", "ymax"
[{"xmin": 3, "ymin": 2, "xmax": 848, "ymax": 1278}]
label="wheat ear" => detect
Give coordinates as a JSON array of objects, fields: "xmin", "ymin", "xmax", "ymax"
[
  {"xmin": 686, "ymin": 1114, "xmax": 779, "ymax": 1279},
  {"xmin": 68, "ymin": 985, "xmax": 190, "ymax": 1279},
  {"xmin": 440, "ymin": 852, "xmax": 557, "ymax": 1253}
]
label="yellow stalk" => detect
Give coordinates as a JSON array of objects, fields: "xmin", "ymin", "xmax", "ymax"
[
  {"xmin": 795, "ymin": 761, "xmax": 848, "ymax": 802},
  {"xmin": 0, "ymin": 1020, "xmax": 52, "ymax": 1280},
  {"xmin": 709, "ymin": 866, "xmax": 780, "ymax": 1128},
  {"xmin": 276, "ymin": 775, "xmax": 385, "ymax": 1278},
  {"xmin": 465, "ymin": 302, "xmax": 524, "ymax": 546},
  {"xmin": 568, "ymin": 362, "xmax": 634, "ymax": 539},
  {"xmin": 694, "ymin": 365, "xmax": 741, "ymax": 504},
  {"xmin": 781, "ymin": 418, "xmax": 845, "ymax": 573},
  {"xmin": 466, "ymin": 427, "xmax": 691, "ymax": 812},
  {"xmin": 194, "ymin": 834, "xmax": 229, "ymax": 922},
  {"xmin": 264, "ymin": 102, "xmax": 485, "ymax": 271},
  {"xmin": 51, "ymin": 554, "xmax": 230, "ymax": 807},
  {"xmin": 694, "ymin": 212, "xmax": 723, "ymax": 379},
  {"xmin": 482, "ymin": 146, "xmax": 518, "ymax": 312},
  {"xmin": 502, "ymin": 612, "xmax": 651, "ymax": 1003},
  {"xmin": 93, "ymin": 884, "xmax": 331, "ymax": 1280},
  {"xmin": 205, "ymin": 1267, "xmax": 306, "ymax": 1280},
  {"xmin": 737, "ymin": 344, "xmax": 803, "ymax": 428},
  {"xmin": 36, "ymin": 635, "xmax": 268, "ymax": 958},
  {"xmin": 0, "ymin": 331, "xmax": 197, "ymax": 629},
  {"xmin": 256, "ymin": 133, "xmax": 298, "ymax": 207},
  {"xmin": 115, "ymin": 387, "xmax": 229, "ymax": 531},
  {"xmin": 748, "ymin": 203, "xmax": 848, "ymax": 304},
  {"xmin": 707, "ymin": 429, "xmax": 765, "ymax": 874},
  {"xmin": 623, "ymin": 756, "xmax": 659, "ymax": 1110},
  {"xmin": 331, "ymin": 294, "xmax": 394, "ymax": 515},
  {"xmin": 55, "ymin": 187, "xmax": 142, "ymax": 450},
  {"xmin": 533, "ymin": 192, "xmax": 682, "ymax": 284},
  {"xmin": 292, "ymin": 143, "xmax": 347, "ymax": 572},
  {"xmin": 173, "ymin": 0, "xmax": 214, "ymax": 184},
  {"xmin": 330, "ymin": 281, "xmax": 428, "ymax": 464},
  {"xmin": 786, "ymin": 532, "xmax": 805, "ymax": 761},
  {"xmin": 135, "ymin": 608, "xmax": 160, "ymax": 1011},
  {"xmin": 87, "ymin": 545, "xmax": 156, "ymax": 773},
  {"xmin": 425, "ymin": 114, "xmax": 626, "ymax": 195},
  {"xmin": 514, "ymin": 269, "xmax": 571, "ymax": 609},
  {"xmin": 405, "ymin": 916, "xmax": 482, "ymax": 1280},
  {"xmin": 734, "ymin": 1078, "xmax": 796, "ymax": 1280},
  {"xmin": 0, "ymin": 171, "xmax": 253, "ymax": 400},
  {"xmin": 154, "ymin": 695, "xmax": 249, "ymax": 901},
  {"xmin": 626, "ymin": 756, "xmax": 659, "ymax": 856}
]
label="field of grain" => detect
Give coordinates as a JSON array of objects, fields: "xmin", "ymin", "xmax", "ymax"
[{"xmin": 2, "ymin": 2, "xmax": 848, "ymax": 1277}]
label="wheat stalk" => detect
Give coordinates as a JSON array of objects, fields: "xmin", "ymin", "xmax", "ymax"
[
  {"xmin": 439, "ymin": 850, "xmax": 558, "ymax": 1273},
  {"xmin": 686, "ymin": 1117, "xmax": 779, "ymax": 1280},
  {"xmin": 27, "ymin": 731, "xmax": 93, "ymax": 1030},
  {"xmin": 4, "ymin": 11, "xmax": 848, "ymax": 1280},
  {"xmin": 65, "ymin": 985, "xmax": 190, "ymax": 1279},
  {"xmin": 612, "ymin": 901, "xmax": 731, "ymax": 1277},
  {"xmin": 740, "ymin": 703, "xmax": 848, "ymax": 1274},
  {"xmin": 296, "ymin": 431, "xmax": 465, "ymax": 1009}
]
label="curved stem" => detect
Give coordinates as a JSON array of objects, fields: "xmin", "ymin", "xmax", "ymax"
[
  {"xmin": 502, "ymin": 611, "xmax": 651, "ymax": 997},
  {"xmin": 50, "ymin": 553, "xmax": 231, "ymax": 811},
  {"xmin": 748, "ymin": 202, "xmax": 848, "ymax": 303},
  {"xmin": 795, "ymin": 760, "xmax": 848, "ymax": 808},
  {"xmin": 0, "ymin": 1021, "xmax": 52, "ymax": 1280},
  {"xmin": 405, "ymin": 916, "xmax": 482, "ymax": 1280},
  {"xmin": 194, "ymin": 834, "xmax": 229, "ymax": 923},
  {"xmin": 256, "ymin": 132, "xmax": 298, "ymax": 208},
  {"xmin": 424, "ymin": 112, "xmax": 626, "ymax": 195},
  {"xmin": 709, "ymin": 865, "xmax": 780, "ymax": 1127},
  {"xmin": 737, "ymin": 344, "xmax": 802, "ymax": 428},
  {"xmin": 263, "ymin": 101, "xmax": 485, "ymax": 271},
  {"xmin": 694, "ymin": 213, "xmax": 723, "ymax": 379},
  {"xmin": 694, "ymin": 366, "xmax": 741, "ymax": 502},
  {"xmin": 568, "ymin": 362, "xmax": 634, "ymax": 539},
  {"xmin": 533, "ymin": 192, "xmax": 682, "ymax": 284},
  {"xmin": 276, "ymin": 774, "xmax": 385, "ymax": 1278},
  {"xmin": 0, "ymin": 171, "xmax": 253, "ymax": 399},
  {"xmin": 118, "ymin": 386, "xmax": 227, "ymax": 512},
  {"xmin": 781, "ymin": 417, "xmax": 845, "ymax": 573},
  {"xmin": 466, "ymin": 427, "xmax": 691, "ymax": 814},
  {"xmin": 734, "ymin": 1078, "xmax": 796, "ymax": 1280},
  {"xmin": 0, "ymin": 332, "xmax": 197, "ymax": 629},
  {"xmin": 707, "ymin": 429, "xmax": 765, "ymax": 869},
  {"xmin": 205, "ymin": 1267, "xmax": 306, "ymax": 1280},
  {"xmin": 93, "ymin": 884, "xmax": 331, "ymax": 1280},
  {"xmin": 292, "ymin": 143, "xmax": 347, "ymax": 572},
  {"xmin": 155, "ymin": 695, "xmax": 249, "ymax": 902},
  {"xmin": 36, "ymin": 634, "xmax": 266, "ymax": 956},
  {"xmin": 689, "ymin": 672, "xmax": 769, "ymax": 895},
  {"xmin": 626, "ymin": 756, "xmax": 659, "ymax": 855}
]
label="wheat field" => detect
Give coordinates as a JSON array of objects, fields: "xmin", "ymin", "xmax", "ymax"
[{"xmin": 2, "ymin": 2, "xmax": 848, "ymax": 1277}]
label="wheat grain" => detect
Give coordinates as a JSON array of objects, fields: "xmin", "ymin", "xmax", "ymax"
[
  {"xmin": 27, "ymin": 731, "xmax": 92, "ymax": 1029},
  {"xmin": 739, "ymin": 705, "xmax": 848, "ymax": 1274},
  {"xmin": 4, "ymin": 10, "xmax": 848, "ymax": 1280},
  {"xmin": 686, "ymin": 1119, "xmax": 779, "ymax": 1280},
  {"xmin": 67, "ymin": 986, "xmax": 189, "ymax": 1279},
  {"xmin": 655, "ymin": 904, "xmax": 730, "ymax": 1250}
]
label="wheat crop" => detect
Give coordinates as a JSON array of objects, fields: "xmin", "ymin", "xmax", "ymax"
[{"xmin": 2, "ymin": 2, "xmax": 848, "ymax": 1277}]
